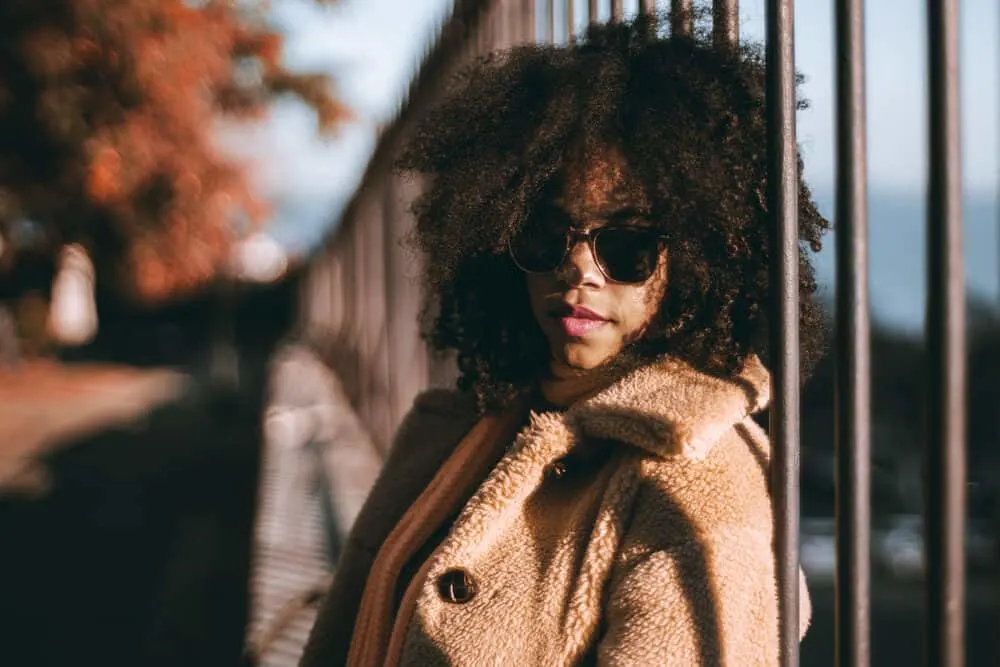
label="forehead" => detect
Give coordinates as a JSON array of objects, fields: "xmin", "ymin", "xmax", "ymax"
[{"xmin": 549, "ymin": 147, "xmax": 650, "ymax": 219}]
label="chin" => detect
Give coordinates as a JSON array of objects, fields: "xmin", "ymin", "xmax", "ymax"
[{"xmin": 556, "ymin": 341, "xmax": 615, "ymax": 371}]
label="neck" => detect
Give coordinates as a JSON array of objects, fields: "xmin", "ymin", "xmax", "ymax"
[{"xmin": 539, "ymin": 360, "xmax": 619, "ymax": 409}]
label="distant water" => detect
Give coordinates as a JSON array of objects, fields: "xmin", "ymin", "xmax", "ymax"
[{"xmin": 810, "ymin": 190, "xmax": 999, "ymax": 333}]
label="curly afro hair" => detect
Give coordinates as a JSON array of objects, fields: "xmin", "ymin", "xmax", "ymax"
[{"xmin": 398, "ymin": 12, "xmax": 830, "ymax": 412}]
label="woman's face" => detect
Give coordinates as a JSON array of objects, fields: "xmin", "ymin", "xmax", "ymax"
[{"xmin": 522, "ymin": 152, "xmax": 668, "ymax": 375}]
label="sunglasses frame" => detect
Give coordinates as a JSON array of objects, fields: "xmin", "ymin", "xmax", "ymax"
[{"xmin": 508, "ymin": 225, "xmax": 668, "ymax": 285}]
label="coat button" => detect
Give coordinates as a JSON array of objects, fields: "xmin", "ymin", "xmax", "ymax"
[
  {"xmin": 437, "ymin": 568, "xmax": 476, "ymax": 604},
  {"xmin": 545, "ymin": 458, "xmax": 569, "ymax": 480}
]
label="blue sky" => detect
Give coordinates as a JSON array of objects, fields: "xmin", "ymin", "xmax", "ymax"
[
  {"xmin": 770, "ymin": 0, "xmax": 999, "ymax": 195},
  {"xmin": 245, "ymin": 0, "xmax": 998, "ymax": 328}
]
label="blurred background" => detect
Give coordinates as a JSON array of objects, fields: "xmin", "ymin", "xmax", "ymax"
[{"xmin": 0, "ymin": 0, "xmax": 997, "ymax": 665}]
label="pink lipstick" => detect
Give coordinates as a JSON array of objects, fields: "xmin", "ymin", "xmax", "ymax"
[{"xmin": 558, "ymin": 305, "xmax": 609, "ymax": 337}]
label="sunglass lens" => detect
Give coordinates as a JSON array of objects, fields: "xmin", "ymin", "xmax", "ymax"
[
  {"xmin": 509, "ymin": 224, "xmax": 567, "ymax": 273},
  {"xmin": 594, "ymin": 229, "xmax": 661, "ymax": 283}
]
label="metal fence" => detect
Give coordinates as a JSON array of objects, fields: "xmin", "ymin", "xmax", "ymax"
[
  {"xmin": 302, "ymin": 1, "xmax": 984, "ymax": 665},
  {"xmin": 301, "ymin": 0, "xmax": 513, "ymax": 454}
]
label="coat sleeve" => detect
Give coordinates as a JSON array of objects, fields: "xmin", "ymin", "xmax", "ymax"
[{"xmin": 596, "ymin": 531, "xmax": 811, "ymax": 666}]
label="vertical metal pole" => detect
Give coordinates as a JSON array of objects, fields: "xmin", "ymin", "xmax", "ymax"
[
  {"xmin": 765, "ymin": 1, "xmax": 800, "ymax": 665},
  {"xmin": 713, "ymin": 0, "xmax": 739, "ymax": 50},
  {"xmin": 639, "ymin": 0, "xmax": 657, "ymax": 37},
  {"xmin": 924, "ymin": 0, "xmax": 966, "ymax": 666},
  {"xmin": 526, "ymin": 0, "xmax": 536, "ymax": 42},
  {"xmin": 475, "ymin": 0, "xmax": 489, "ymax": 53},
  {"xmin": 996, "ymin": 13, "xmax": 1000, "ymax": 651},
  {"xmin": 566, "ymin": 0, "xmax": 575, "ymax": 42},
  {"xmin": 670, "ymin": 0, "xmax": 692, "ymax": 36},
  {"xmin": 833, "ymin": 0, "xmax": 871, "ymax": 665},
  {"xmin": 499, "ymin": 0, "xmax": 511, "ymax": 48},
  {"xmin": 611, "ymin": 0, "xmax": 623, "ymax": 22}
]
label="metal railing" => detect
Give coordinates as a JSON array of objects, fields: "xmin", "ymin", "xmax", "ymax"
[
  {"xmin": 763, "ymin": 1, "xmax": 802, "ymax": 663},
  {"xmin": 833, "ymin": 1, "xmax": 871, "ymax": 665},
  {"xmin": 923, "ymin": 2, "xmax": 966, "ymax": 666}
]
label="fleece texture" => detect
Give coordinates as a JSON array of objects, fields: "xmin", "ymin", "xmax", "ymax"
[{"xmin": 300, "ymin": 356, "xmax": 811, "ymax": 666}]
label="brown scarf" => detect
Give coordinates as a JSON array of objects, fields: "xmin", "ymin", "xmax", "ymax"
[
  {"xmin": 346, "ymin": 395, "xmax": 529, "ymax": 667},
  {"xmin": 347, "ymin": 367, "xmax": 621, "ymax": 667}
]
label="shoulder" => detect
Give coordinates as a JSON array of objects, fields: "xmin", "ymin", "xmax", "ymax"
[
  {"xmin": 410, "ymin": 387, "xmax": 479, "ymax": 419},
  {"xmin": 379, "ymin": 387, "xmax": 480, "ymax": 483},
  {"xmin": 624, "ymin": 416, "xmax": 773, "ymax": 554},
  {"xmin": 344, "ymin": 387, "xmax": 478, "ymax": 552},
  {"xmin": 391, "ymin": 388, "xmax": 479, "ymax": 458}
]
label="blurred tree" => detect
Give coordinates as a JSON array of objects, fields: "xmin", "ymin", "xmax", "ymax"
[{"xmin": 0, "ymin": 0, "xmax": 347, "ymax": 303}]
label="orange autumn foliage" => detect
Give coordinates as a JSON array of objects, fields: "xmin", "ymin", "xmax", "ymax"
[{"xmin": 0, "ymin": 0, "xmax": 347, "ymax": 302}]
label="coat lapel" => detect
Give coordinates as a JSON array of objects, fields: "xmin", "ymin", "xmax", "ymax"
[
  {"xmin": 430, "ymin": 409, "xmax": 577, "ymax": 566},
  {"xmin": 550, "ymin": 459, "xmax": 642, "ymax": 665}
]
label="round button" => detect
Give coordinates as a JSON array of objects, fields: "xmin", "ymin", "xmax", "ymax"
[
  {"xmin": 437, "ymin": 568, "xmax": 477, "ymax": 604},
  {"xmin": 545, "ymin": 458, "xmax": 569, "ymax": 480}
]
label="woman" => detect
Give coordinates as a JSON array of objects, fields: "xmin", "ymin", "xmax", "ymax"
[{"xmin": 302, "ymin": 13, "xmax": 828, "ymax": 667}]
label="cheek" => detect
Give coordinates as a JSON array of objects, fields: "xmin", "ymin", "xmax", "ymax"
[
  {"xmin": 617, "ymin": 270, "xmax": 667, "ymax": 333},
  {"xmin": 619, "ymin": 287, "xmax": 660, "ymax": 329},
  {"xmin": 525, "ymin": 273, "xmax": 552, "ymax": 320}
]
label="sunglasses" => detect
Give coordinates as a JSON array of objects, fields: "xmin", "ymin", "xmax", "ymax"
[{"xmin": 508, "ymin": 223, "xmax": 666, "ymax": 284}]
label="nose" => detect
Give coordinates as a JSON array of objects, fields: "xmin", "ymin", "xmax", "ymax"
[{"xmin": 556, "ymin": 238, "xmax": 604, "ymax": 288}]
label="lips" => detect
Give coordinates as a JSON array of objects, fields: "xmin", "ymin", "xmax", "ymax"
[{"xmin": 555, "ymin": 304, "xmax": 609, "ymax": 337}]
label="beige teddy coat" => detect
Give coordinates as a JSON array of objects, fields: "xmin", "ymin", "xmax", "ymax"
[{"xmin": 300, "ymin": 356, "xmax": 811, "ymax": 666}]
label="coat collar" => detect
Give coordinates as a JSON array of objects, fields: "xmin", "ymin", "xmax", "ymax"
[
  {"xmin": 417, "ymin": 355, "xmax": 769, "ymax": 608},
  {"xmin": 563, "ymin": 355, "xmax": 771, "ymax": 462}
]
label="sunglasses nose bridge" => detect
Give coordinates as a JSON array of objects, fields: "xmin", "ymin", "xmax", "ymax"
[
  {"xmin": 555, "ymin": 229, "xmax": 605, "ymax": 285},
  {"xmin": 565, "ymin": 227, "xmax": 600, "ymax": 260}
]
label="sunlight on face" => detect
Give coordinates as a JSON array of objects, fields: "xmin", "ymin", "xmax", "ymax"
[{"xmin": 523, "ymin": 148, "xmax": 668, "ymax": 376}]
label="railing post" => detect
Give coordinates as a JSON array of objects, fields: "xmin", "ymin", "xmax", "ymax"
[
  {"xmin": 924, "ymin": 0, "xmax": 966, "ymax": 665},
  {"xmin": 638, "ymin": 0, "xmax": 657, "ymax": 36},
  {"xmin": 833, "ymin": 0, "xmax": 871, "ymax": 665},
  {"xmin": 611, "ymin": 0, "xmax": 623, "ymax": 23},
  {"xmin": 712, "ymin": 0, "xmax": 739, "ymax": 50},
  {"xmin": 566, "ymin": 0, "xmax": 575, "ymax": 42},
  {"xmin": 765, "ymin": 0, "xmax": 800, "ymax": 665},
  {"xmin": 670, "ymin": 0, "xmax": 692, "ymax": 37},
  {"xmin": 525, "ymin": 0, "xmax": 536, "ymax": 42}
]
